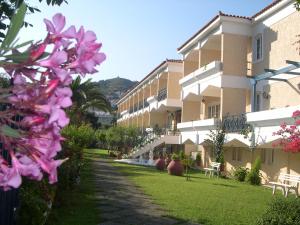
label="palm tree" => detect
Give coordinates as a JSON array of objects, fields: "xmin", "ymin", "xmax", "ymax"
[{"xmin": 69, "ymin": 76, "xmax": 111, "ymax": 124}]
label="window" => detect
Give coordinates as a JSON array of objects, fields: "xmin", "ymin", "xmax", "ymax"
[
  {"xmin": 232, "ymin": 148, "xmax": 242, "ymax": 162},
  {"xmin": 232, "ymin": 149, "xmax": 236, "ymax": 161},
  {"xmin": 256, "ymin": 93, "xmax": 261, "ymax": 111},
  {"xmin": 254, "ymin": 34, "xmax": 263, "ymax": 62},
  {"xmin": 208, "ymin": 104, "xmax": 220, "ymax": 119},
  {"xmin": 261, "ymin": 149, "xmax": 274, "ymax": 165},
  {"xmin": 237, "ymin": 149, "xmax": 242, "ymax": 162}
]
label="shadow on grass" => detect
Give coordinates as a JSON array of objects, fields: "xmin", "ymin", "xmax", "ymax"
[
  {"xmin": 92, "ymin": 156, "xmax": 203, "ymax": 225},
  {"xmin": 212, "ymin": 183, "xmax": 238, "ymax": 188},
  {"xmin": 84, "ymin": 151, "xmax": 111, "ymax": 159},
  {"xmin": 164, "ymin": 215, "xmax": 207, "ymax": 225},
  {"xmin": 112, "ymin": 162, "xmax": 157, "ymax": 178}
]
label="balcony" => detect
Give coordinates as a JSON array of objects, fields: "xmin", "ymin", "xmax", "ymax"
[
  {"xmin": 177, "ymin": 118, "xmax": 219, "ymax": 131},
  {"xmin": 243, "ymin": 106, "xmax": 300, "ymax": 148},
  {"xmin": 180, "ymin": 61, "xmax": 222, "ymax": 87},
  {"xmin": 157, "ymin": 88, "xmax": 167, "ymax": 102},
  {"xmin": 138, "ymin": 102, "xmax": 143, "ymax": 111},
  {"xmin": 222, "ymin": 114, "xmax": 249, "ymax": 133},
  {"xmin": 147, "ymin": 96, "xmax": 158, "ymax": 111},
  {"xmin": 178, "ymin": 118, "xmax": 220, "ymax": 145},
  {"xmin": 180, "ymin": 60, "xmax": 250, "ymax": 100},
  {"xmin": 120, "ymin": 109, "xmax": 129, "ymax": 116},
  {"xmin": 133, "ymin": 104, "xmax": 138, "ymax": 113},
  {"xmin": 129, "ymin": 107, "xmax": 134, "ymax": 114},
  {"xmin": 247, "ymin": 105, "xmax": 299, "ymax": 127}
]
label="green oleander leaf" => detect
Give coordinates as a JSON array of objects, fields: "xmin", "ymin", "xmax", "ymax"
[{"xmin": 1, "ymin": 125, "xmax": 21, "ymax": 138}]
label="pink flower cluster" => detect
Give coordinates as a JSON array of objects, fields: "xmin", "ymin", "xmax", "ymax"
[
  {"xmin": 0, "ymin": 13, "xmax": 105, "ymax": 190},
  {"xmin": 273, "ymin": 111, "xmax": 300, "ymax": 153}
]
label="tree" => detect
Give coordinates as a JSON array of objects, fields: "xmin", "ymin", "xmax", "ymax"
[
  {"xmin": 0, "ymin": 0, "xmax": 67, "ymax": 40},
  {"xmin": 206, "ymin": 128, "xmax": 226, "ymax": 163},
  {"xmin": 296, "ymin": 0, "xmax": 300, "ymax": 11},
  {"xmin": 69, "ymin": 76, "xmax": 111, "ymax": 123}
]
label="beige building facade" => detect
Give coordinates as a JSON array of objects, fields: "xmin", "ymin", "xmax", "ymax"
[
  {"xmin": 117, "ymin": 60, "xmax": 183, "ymax": 157},
  {"xmin": 117, "ymin": 0, "xmax": 300, "ymax": 185},
  {"xmin": 177, "ymin": 0, "xmax": 300, "ymax": 185}
]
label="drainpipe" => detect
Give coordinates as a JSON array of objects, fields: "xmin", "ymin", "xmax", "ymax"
[{"xmin": 250, "ymin": 79, "xmax": 257, "ymax": 112}]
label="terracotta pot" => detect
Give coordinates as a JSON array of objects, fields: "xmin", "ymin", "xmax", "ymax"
[
  {"xmin": 117, "ymin": 153, "xmax": 122, "ymax": 159},
  {"xmin": 167, "ymin": 160, "xmax": 183, "ymax": 176},
  {"xmin": 220, "ymin": 163, "xmax": 225, "ymax": 172},
  {"xmin": 155, "ymin": 158, "xmax": 165, "ymax": 171}
]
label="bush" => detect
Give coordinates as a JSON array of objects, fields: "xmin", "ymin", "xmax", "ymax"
[
  {"xmin": 62, "ymin": 124, "xmax": 95, "ymax": 149},
  {"xmin": 256, "ymin": 197, "xmax": 300, "ymax": 225},
  {"xmin": 246, "ymin": 157, "xmax": 262, "ymax": 185},
  {"xmin": 17, "ymin": 124, "xmax": 95, "ymax": 224},
  {"xmin": 171, "ymin": 153, "xmax": 180, "ymax": 160},
  {"xmin": 196, "ymin": 153, "xmax": 201, "ymax": 162},
  {"xmin": 17, "ymin": 179, "xmax": 56, "ymax": 225},
  {"xmin": 233, "ymin": 166, "xmax": 249, "ymax": 182},
  {"xmin": 179, "ymin": 151, "xmax": 186, "ymax": 160},
  {"xmin": 95, "ymin": 129, "xmax": 107, "ymax": 149}
]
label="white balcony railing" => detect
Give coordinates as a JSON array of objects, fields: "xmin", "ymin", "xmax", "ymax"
[
  {"xmin": 179, "ymin": 61, "xmax": 222, "ymax": 87},
  {"xmin": 120, "ymin": 109, "xmax": 129, "ymax": 116},
  {"xmin": 247, "ymin": 105, "xmax": 300, "ymax": 127},
  {"xmin": 177, "ymin": 118, "xmax": 219, "ymax": 131}
]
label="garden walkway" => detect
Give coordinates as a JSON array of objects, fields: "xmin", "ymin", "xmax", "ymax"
[{"xmin": 93, "ymin": 158, "xmax": 200, "ymax": 225}]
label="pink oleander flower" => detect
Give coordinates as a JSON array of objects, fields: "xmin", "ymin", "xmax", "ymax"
[
  {"xmin": 0, "ymin": 12, "xmax": 106, "ymax": 190},
  {"xmin": 38, "ymin": 50, "xmax": 67, "ymax": 68}
]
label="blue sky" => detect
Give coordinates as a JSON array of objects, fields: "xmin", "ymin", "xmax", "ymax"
[{"xmin": 19, "ymin": 0, "xmax": 272, "ymax": 82}]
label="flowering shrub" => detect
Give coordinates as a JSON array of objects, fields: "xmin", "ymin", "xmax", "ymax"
[
  {"xmin": 0, "ymin": 4, "xmax": 105, "ymax": 190},
  {"xmin": 273, "ymin": 110, "xmax": 300, "ymax": 152}
]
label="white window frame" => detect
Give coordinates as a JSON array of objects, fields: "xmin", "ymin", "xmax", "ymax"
[
  {"xmin": 207, "ymin": 102, "xmax": 220, "ymax": 119},
  {"xmin": 253, "ymin": 33, "xmax": 263, "ymax": 63}
]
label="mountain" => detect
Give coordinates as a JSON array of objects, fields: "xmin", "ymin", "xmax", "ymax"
[{"xmin": 96, "ymin": 77, "xmax": 138, "ymax": 107}]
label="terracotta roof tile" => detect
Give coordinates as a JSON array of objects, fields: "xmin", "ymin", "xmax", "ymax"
[
  {"xmin": 118, "ymin": 59, "xmax": 182, "ymax": 103},
  {"xmin": 252, "ymin": 0, "xmax": 283, "ymax": 18},
  {"xmin": 178, "ymin": 0, "xmax": 287, "ymax": 52},
  {"xmin": 177, "ymin": 11, "xmax": 252, "ymax": 52}
]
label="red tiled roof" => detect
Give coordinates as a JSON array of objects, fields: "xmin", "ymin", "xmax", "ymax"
[
  {"xmin": 177, "ymin": 0, "xmax": 287, "ymax": 52},
  {"xmin": 219, "ymin": 11, "xmax": 252, "ymax": 20},
  {"xmin": 252, "ymin": 0, "xmax": 283, "ymax": 18},
  {"xmin": 118, "ymin": 59, "xmax": 182, "ymax": 103},
  {"xmin": 177, "ymin": 11, "xmax": 251, "ymax": 52}
]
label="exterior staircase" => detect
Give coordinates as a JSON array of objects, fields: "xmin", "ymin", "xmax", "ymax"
[{"xmin": 130, "ymin": 134, "xmax": 180, "ymax": 159}]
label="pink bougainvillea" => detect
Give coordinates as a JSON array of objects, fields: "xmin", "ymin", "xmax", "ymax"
[
  {"xmin": 0, "ymin": 13, "xmax": 105, "ymax": 190},
  {"xmin": 273, "ymin": 111, "xmax": 300, "ymax": 153}
]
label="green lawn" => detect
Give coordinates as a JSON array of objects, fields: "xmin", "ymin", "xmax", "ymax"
[
  {"xmin": 85, "ymin": 148, "xmax": 110, "ymax": 159},
  {"xmin": 112, "ymin": 162, "xmax": 276, "ymax": 225},
  {"xmin": 46, "ymin": 149, "xmax": 107, "ymax": 225}
]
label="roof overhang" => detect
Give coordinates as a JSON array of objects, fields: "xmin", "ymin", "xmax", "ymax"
[
  {"xmin": 117, "ymin": 59, "xmax": 182, "ymax": 105},
  {"xmin": 252, "ymin": 0, "xmax": 294, "ymax": 23},
  {"xmin": 177, "ymin": 14, "xmax": 251, "ymax": 55}
]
